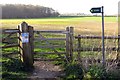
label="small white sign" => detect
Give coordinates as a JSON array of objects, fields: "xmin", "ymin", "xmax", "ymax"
[{"xmin": 21, "ymin": 33, "xmax": 29, "ymax": 43}]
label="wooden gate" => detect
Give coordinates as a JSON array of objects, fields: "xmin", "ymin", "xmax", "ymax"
[
  {"xmin": 1, "ymin": 29, "xmax": 19, "ymax": 59},
  {"xmin": 1, "ymin": 22, "xmax": 74, "ymax": 67},
  {"xmin": 34, "ymin": 27, "xmax": 74, "ymax": 62}
]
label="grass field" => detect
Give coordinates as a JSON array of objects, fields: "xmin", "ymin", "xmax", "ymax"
[
  {"xmin": 1, "ymin": 16, "xmax": 119, "ymax": 79},
  {"xmin": 1, "ymin": 16, "xmax": 118, "ymax": 35}
]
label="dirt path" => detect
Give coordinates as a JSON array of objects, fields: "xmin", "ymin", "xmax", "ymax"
[{"xmin": 28, "ymin": 61, "xmax": 64, "ymax": 79}]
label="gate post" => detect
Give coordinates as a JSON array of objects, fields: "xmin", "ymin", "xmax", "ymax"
[
  {"xmin": 18, "ymin": 22, "xmax": 34, "ymax": 68},
  {"xmin": 66, "ymin": 27, "xmax": 70, "ymax": 62},
  {"xmin": 28, "ymin": 25, "xmax": 34, "ymax": 64},
  {"xmin": 65, "ymin": 27, "xmax": 74, "ymax": 62},
  {"xmin": 77, "ymin": 35, "xmax": 82, "ymax": 64},
  {"xmin": 69, "ymin": 27, "xmax": 74, "ymax": 61}
]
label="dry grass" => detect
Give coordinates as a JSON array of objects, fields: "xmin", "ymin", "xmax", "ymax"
[{"xmin": 1, "ymin": 17, "xmax": 118, "ymax": 35}]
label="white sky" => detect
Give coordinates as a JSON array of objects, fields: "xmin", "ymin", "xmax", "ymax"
[{"xmin": 0, "ymin": 0, "xmax": 120, "ymax": 15}]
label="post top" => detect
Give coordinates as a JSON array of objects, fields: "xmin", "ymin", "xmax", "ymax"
[
  {"xmin": 19, "ymin": 21, "xmax": 28, "ymax": 32},
  {"xmin": 21, "ymin": 21, "xmax": 28, "ymax": 26}
]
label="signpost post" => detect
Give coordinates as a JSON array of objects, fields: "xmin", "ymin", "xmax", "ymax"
[{"xmin": 90, "ymin": 6, "xmax": 105, "ymax": 67}]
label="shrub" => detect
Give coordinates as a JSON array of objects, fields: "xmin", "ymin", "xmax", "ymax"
[
  {"xmin": 85, "ymin": 65, "xmax": 106, "ymax": 79},
  {"xmin": 64, "ymin": 63, "xmax": 84, "ymax": 79},
  {"xmin": 84, "ymin": 65, "xmax": 120, "ymax": 80}
]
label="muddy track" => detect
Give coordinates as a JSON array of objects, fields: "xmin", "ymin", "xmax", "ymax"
[{"xmin": 28, "ymin": 61, "xmax": 64, "ymax": 80}]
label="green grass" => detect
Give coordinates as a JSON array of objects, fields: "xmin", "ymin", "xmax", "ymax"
[
  {"xmin": 1, "ymin": 16, "xmax": 116, "ymax": 22},
  {"xmin": 2, "ymin": 58, "xmax": 28, "ymax": 80}
]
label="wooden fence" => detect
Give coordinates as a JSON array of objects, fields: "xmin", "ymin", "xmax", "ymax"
[
  {"xmin": 1, "ymin": 22, "xmax": 74, "ymax": 67},
  {"xmin": 1, "ymin": 22, "xmax": 34, "ymax": 68},
  {"xmin": 1, "ymin": 29, "xmax": 19, "ymax": 58},
  {"xmin": 75, "ymin": 35, "xmax": 120, "ymax": 64},
  {"xmin": 2, "ymin": 29, "xmax": 19, "ymax": 48},
  {"xmin": 1, "ymin": 22, "xmax": 120, "ymax": 68}
]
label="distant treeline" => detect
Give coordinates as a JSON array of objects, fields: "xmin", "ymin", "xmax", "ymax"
[{"xmin": 2, "ymin": 4, "xmax": 60, "ymax": 19}]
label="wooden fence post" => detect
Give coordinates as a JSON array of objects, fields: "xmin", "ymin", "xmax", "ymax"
[
  {"xmin": 77, "ymin": 35, "xmax": 82, "ymax": 64},
  {"xmin": 66, "ymin": 27, "xmax": 70, "ymax": 62},
  {"xmin": 69, "ymin": 27, "xmax": 74, "ymax": 62},
  {"xmin": 28, "ymin": 26, "xmax": 34, "ymax": 64},
  {"xmin": 117, "ymin": 35, "xmax": 120, "ymax": 60},
  {"xmin": 18, "ymin": 22, "xmax": 34, "ymax": 68}
]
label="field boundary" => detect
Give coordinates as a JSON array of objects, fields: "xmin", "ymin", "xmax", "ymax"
[{"xmin": 1, "ymin": 22, "xmax": 120, "ymax": 68}]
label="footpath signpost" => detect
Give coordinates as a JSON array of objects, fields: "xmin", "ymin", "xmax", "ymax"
[{"xmin": 90, "ymin": 6, "xmax": 105, "ymax": 67}]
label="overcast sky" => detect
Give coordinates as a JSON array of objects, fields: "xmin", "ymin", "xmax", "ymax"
[{"xmin": 0, "ymin": 0, "xmax": 120, "ymax": 15}]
